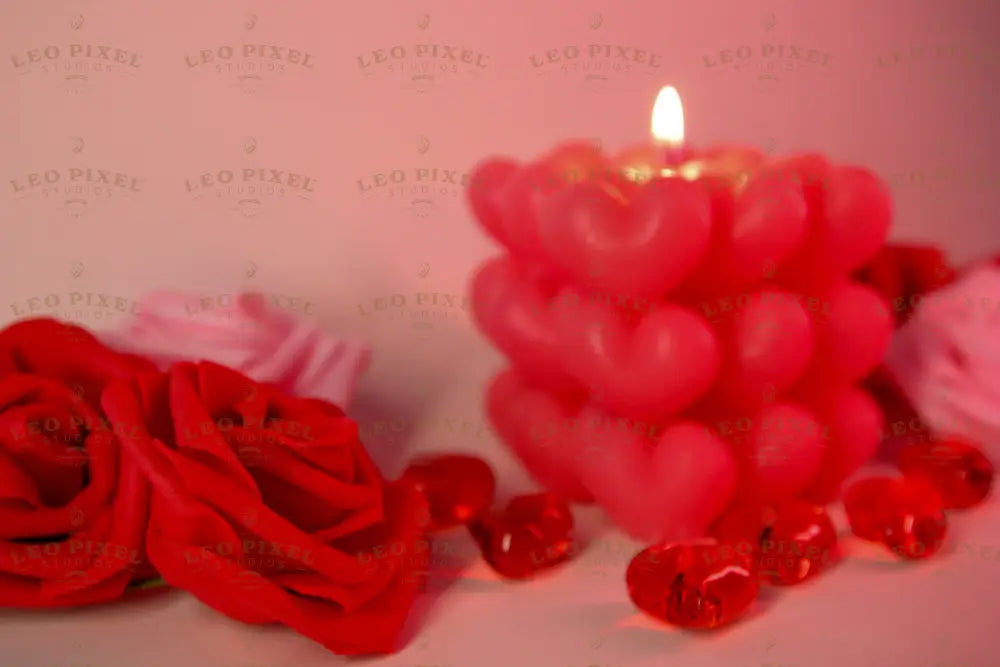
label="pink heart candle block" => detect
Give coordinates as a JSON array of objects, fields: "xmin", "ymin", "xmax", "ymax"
[{"xmin": 466, "ymin": 100, "xmax": 893, "ymax": 541}]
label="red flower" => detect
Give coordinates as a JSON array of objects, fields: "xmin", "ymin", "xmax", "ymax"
[
  {"xmin": 0, "ymin": 319, "xmax": 158, "ymax": 608},
  {"xmin": 101, "ymin": 361, "xmax": 428, "ymax": 655},
  {"xmin": 855, "ymin": 244, "xmax": 956, "ymax": 327},
  {"xmin": 855, "ymin": 245, "xmax": 957, "ymax": 449}
]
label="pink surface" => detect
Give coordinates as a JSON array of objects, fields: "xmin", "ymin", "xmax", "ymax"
[{"xmin": 1, "ymin": 0, "xmax": 999, "ymax": 664}]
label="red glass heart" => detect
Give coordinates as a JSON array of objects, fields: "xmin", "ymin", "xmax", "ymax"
[
  {"xmin": 711, "ymin": 502, "xmax": 836, "ymax": 585},
  {"xmin": 400, "ymin": 453, "xmax": 496, "ymax": 531},
  {"xmin": 469, "ymin": 493, "xmax": 574, "ymax": 579},
  {"xmin": 625, "ymin": 543, "xmax": 758, "ymax": 629},
  {"xmin": 843, "ymin": 477, "xmax": 947, "ymax": 559},
  {"xmin": 898, "ymin": 439, "xmax": 994, "ymax": 509},
  {"xmin": 710, "ymin": 504, "xmax": 778, "ymax": 559},
  {"xmin": 759, "ymin": 502, "xmax": 837, "ymax": 584}
]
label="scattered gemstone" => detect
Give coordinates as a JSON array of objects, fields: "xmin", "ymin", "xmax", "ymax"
[
  {"xmin": 469, "ymin": 493, "xmax": 574, "ymax": 579},
  {"xmin": 710, "ymin": 504, "xmax": 778, "ymax": 560},
  {"xmin": 759, "ymin": 502, "xmax": 837, "ymax": 585},
  {"xmin": 844, "ymin": 477, "xmax": 947, "ymax": 559},
  {"xmin": 711, "ymin": 502, "xmax": 836, "ymax": 585},
  {"xmin": 626, "ymin": 543, "xmax": 758, "ymax": 629},
  {"xmin": 400, "ymin": 453, "xmax": 496, "ymax": 530},
  {"xmin": 898, "ymin": 439, "xmax": 994, "ymax": 509}
]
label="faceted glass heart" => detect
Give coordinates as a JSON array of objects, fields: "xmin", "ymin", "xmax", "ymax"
[
  {"xmin": 400, "ymin": 453, "xmax": 496, "ymax": 531},
  {"xmin": 844, "ymin": 477, "xmax": 947, "ymax": 559},
  {"xmin": 710, "ymin": 504, "xmax": 778, "ymax": 558},
  {"xmin": 759, "ymin": 502, "xmax": 837, "ymax": 584},
  {"xmin": 898, "ymin": 439, "xmax": 994, "ymax": 509},
  {"xmin": 711, "ymin": 501, "xmax": 836, "ymax": 585},
  {"xmin": 469, "ymin": 493, "xmax": 575, "ymax": 579},
  {"xmin": 625, "ymin": 543, "xmax": 758, "ymax": 629},
  {"xmin": 504, "ymin": 493, "xmax": 574, "ymax": 535}
]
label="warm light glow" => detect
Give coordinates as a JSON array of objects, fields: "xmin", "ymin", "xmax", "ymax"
[{"xmin": 651, "ymin": 86, "xmax": 684, "ymax": 146}]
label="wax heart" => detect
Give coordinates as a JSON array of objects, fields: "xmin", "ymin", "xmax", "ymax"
[
  {"xmin": 767, "ymin": 154, "xmax": 839, "ymax": 290},
  {"xmin": 722, "ymin": 174, "xmax": 809, "ymax": 286},
  {"xmin": 713, "ymin": 289, "xmax": 815, "ymax": 407},
  {"xmin": 819, "ymin": 166, "xmax": 893, "ymax": 274},
  {"xmin": 467, "ymin": 158, "xmax": 520, "ymax": 246},
  {"xmin": 767, "ymin": 153, "xmax": 831, "ymax": 214},
  {"xmin": 484, "ymin": 369, "xmax": 592, "ymax": 501},
  {"xmin": 575, "ymin": 408, "xmax": 737, "ymax": 543},
  {"xmin": 469, "ymin": 256, "xmax": 576, "ymax": 392},
  {"xmin": 799, "ymin": 280, "xmax": 893, "ymax": 387},
  {"xmin": 538, "ymin": 178, "xmax": 713, "ymax": 297},
  {"xmin": 776, "ymin": 164, "xmax": 891, "ymax": 289},
  {"xmin": 554, "ymin": 292, "xmax": 720, "ymax": 420},
  {"xmin": 492, "ymin": 161, "xmax": 566, "ymax": 261},
  {"xmin": 516, "ymin": 257, "xmax": 568, "ymax": 295},
  {"xmin": 490, "ymin": 147, "xmax": 617, "ymax": 263},
  {"xmin": 673, "ymin": 182, "xmax": 739, "ymax": 300},
  {"xmin": 733, "ymin": 403, "xmax": 826, "ymax": 504},
  {"xmin": 677, "ymin": 154, "xmax": 804, "ymax": 298},
  {"xmin": 801, "ymin": 387, "xmax": 884, "ymax": 503}
]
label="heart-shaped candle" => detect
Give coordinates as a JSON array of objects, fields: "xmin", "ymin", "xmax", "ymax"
[{"xmin": 466, "ymin": 85, "xmax": 892, "ymax": 541}]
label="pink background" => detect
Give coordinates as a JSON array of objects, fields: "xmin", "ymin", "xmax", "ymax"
[{"xmin": 1, "ymin": 0, "xmax": 999, "ymax": 665}]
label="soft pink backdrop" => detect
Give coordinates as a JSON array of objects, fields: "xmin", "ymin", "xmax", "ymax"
[{"xmin": 1, "ymin": 0, "xmax": 999, "ymax": 665}]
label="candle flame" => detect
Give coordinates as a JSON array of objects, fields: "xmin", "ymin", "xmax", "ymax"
[{"xmin": 651, "ymin": 86, "xmax": 684, "ymax": 146}]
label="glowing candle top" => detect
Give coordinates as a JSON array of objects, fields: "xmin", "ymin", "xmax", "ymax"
[{"xmin": 651, "ymin": 85, "xmax": 685, "ymax": 148}]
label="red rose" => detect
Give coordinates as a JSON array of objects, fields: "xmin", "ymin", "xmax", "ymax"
[
  {"xmin": 855, "ymin": 244, "xmax": 956, "ymax": 326},
  {"xmin": 0, "ymin": 319, "xmax": 158, "ymax": 608},
  {"xmin": 102, "ymin": 361, "xmax": 428, "ymax": 655},
  {"xmin": 855, "ymin": 246, "xmax": 956, "ymax": 452}
]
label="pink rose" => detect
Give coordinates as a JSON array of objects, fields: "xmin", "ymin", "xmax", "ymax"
[{"xmin": 98, "ymin": 292, "xmax": 370, "ymax": 410}]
